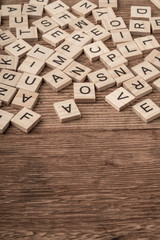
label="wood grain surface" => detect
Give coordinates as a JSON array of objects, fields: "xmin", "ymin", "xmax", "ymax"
[{"xmin": 0, "ymin": 0, "xmax": 160, "ymax": 239}]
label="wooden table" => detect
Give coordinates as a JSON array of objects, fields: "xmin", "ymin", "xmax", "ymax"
[{"xmin": 0, "ymin": 0, "xmax": 160, "ymax": 239}]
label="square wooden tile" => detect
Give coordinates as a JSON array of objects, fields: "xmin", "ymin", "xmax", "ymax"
[
  {"xmin": 111, "ymin": 29, "xmax": 133, "ymax": 46},
  {"xmin": 56, "ymin": 41, "xmax": 82, "ymax": 60},
  {"xmin": 66, "ymin": 31, "xmax": 92, "ymax": 47},
  {"xmin": 88, "ymin": 68, "xmax": 115, "ymax": 91},
  {"xmin": 27, "ymin": 44, "xmax": 54, "ymax": 62},
  {"xmin": 0, "ymin": 83, "xmax": 17, "ymax": 105},
  {"xmin": 92, "ymin": 7, "xmax": 116, "ymax": 24},
  {"xmin": 9, "ymin": 15, "xmax": 28, "ymax": 30},
  {"xmin": 150, "ymin": 17, "xmax": 160, "ymax": 33},
  {"xmin": 150, "ymin": 0, "xmax": 160, "ymax": 8},
  {"xmin": 54, "ymin": 99, "xmax": 81, "ymax": 123},
  {"xmin": 51, "ymin": 10, "xmax": 77, "ymax": 29},
  {"xmin": 129, "ymin": 19, "xmax": 151, "ymax": 36},
  {"xmin": 42, "ymin": 27, "xmax": 69, "ymax": 47},
  {"xmin": 46, "ymin": 52, "xmax": 73, "ymax": 71},
  {"xmin": 68, "ymin": 17, "xmax": 94, "ymax": 32},
  {"xmin": 133, "ymin": 99, "xmax": 160, "ymax": 123},
  {"xmin": 72, "ymin": 0, "xmax": 97, "ymax": 17},
  {"xmin": 17, "ymin": 72, "xmax": 43, "ymax": 92},
  {"xmin": 16, "ymin": 27, "xmax": 38, "ymax": 41},
  {"xmin": 18, "ymin": 56, "xmax": 45, "ymax": 75},
  {"xmin": 102, "ymin": 17, "xmax": 127, "ymax": 31},
  {"xmin": 43, "ymin": 68, "xmax": 72, "ymax": 92},
  {"xmin": 64, "ymin": 61, "xmax": 91, "ymax": 82},
  {"xmin": 131, "ymin": 6, "xmax": 151, "ymax": 20},
  {"xmin": 11, "ymin": 89, "xmax": 39, "ymax": 110},
  {"xmin": 84, "ymin": 25, "xmax": 111, "ymax": 42},
  {"xmin": 1, "ymin": 5, "xmax": 21, "ymax": 19},
  {"xmin": 0, "ymin": 54, "xmax": 19, "ymax": 71},
  {"xmin": 29, "ymin": 0, "xmax": 49, "ymax": 5},
  {"xmin": 145, "ymin": 49, "xmax": 160, "ymax": 70},
  {"xmin": 32, "ymin": 16, "xmax": 59, "ymax": 34},
  {"xmin": 5, "ymin": 39, "xmax": 32, "ymax": 58},
  {"xmin": 134, "ymin": 35, "xmax": 160, "ymax": 53},
  {"xmin": 45, "ymin": 1, "xmax": 70, "ymax": 16},
  {"xmin": 74, "ymin": 82, "xmax": 96, "ymax": 103},
  {"xmin": 108, "ymin": 64, "xmax": 135, "ymax": 87},
  {"xmin": 99, "ymin": 0, "xmax": 118, "ymax": 10},
  {"xmin": 22, "ymin": 4, "xmax": 43, "ymax": 18},
  {"xmin": 116, "ymin": 41, "xmax": 143, "ymax": 60},
  {"xmin": 0, "ymin": 30, "xmax": 16, "ymax": 49},
  {"xmin": 0, "ymin": 69, "xmax": 22, "ymax": 87},
  {"xmin": 83, "ymin": 40, "xmax": 110, "ymax": 62},
  {"xmin": 123, "ymin": 76, "xmax": 152, "ymax": 99},
  {"xmin": 131, "ymin": 61, "xmax": 160, "ymax": 82},
  {"xmin": 100, "ymin": 49, "xmax": 128, "ymax": 69},
  {"xmin": 11, "ymin": 107, "xmax": 41, "ymax": 133},
  {"xmin": 153, "ymin": 78, "xmax": 160, "ymax": 91},
  {"xmin": 0, "ymin": 109, "xmax": 14, "ymax": 133},
  {"xmin": 105, "ymin": 87, "xmax": 135, "ymax": 111}
]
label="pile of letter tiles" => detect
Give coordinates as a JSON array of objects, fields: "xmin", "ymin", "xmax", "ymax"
[{"xmin": 1, "ymin": 0, "xmax": 160, "ymax": 133}]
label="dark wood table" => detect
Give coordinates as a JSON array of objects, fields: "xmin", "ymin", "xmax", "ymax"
[{"xmin": 0, "ymin": 0, "xmax": 160, "ymax": 239}]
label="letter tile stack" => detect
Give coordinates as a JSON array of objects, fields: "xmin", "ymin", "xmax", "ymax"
[{"xmin": 0, "ymin": 0, "xmax": 160, "ymax": 133}]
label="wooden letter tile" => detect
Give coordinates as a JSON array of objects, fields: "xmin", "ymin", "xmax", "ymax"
[
  {"xmin": 29, "ymin": 0, "xmax": 49, "ymax": 5},
  {"xmin": 46, "ymin": 52, "xmax": 73, "ymax": 71},
  {"xmin": 145, "ymin": 49, "xmax": 160, "ymax": 70},
  {"xmin": 9, "ymin": 15, "xmax": 28, "ymax": 30},
  {"xmin": 5, "ymin": 39, "xmax": 32, "ymax": 58},
  {"xmin": 116, "ymin": 41, "xmax": 143, "ymax": 60},
  {"xmin": 99, "ymin": 0, "xmax": 118, "ymax": 10},
  {"xmin": 0, "ymin": 55, "xmax": 19, "ymax": 71},
  {"xmin": 42, "ymin": 27, "xmax": 69, "ymax": 47},
  {"xmin": 105, "ymin": 87, "xmax": 135, "ymax": 111},
  {"xmin": 0, "ymin": 30, "xmax": 16, "ymax": 49},
  {"xmin": 83, "ymin": 40, "xmax": 110, "ymax": 62},
  {"xmin": 68, "ymin": 17, "xmax": 94, "ymax": 32},
  {"xmin": 64, "ymin": 61, "xmax": 91, "ymax": 82},
  {"xmin": 131, "ymin": 6, "xmax": 151, "ymax": 20},
  {"xmin": 55, "ymin": 41, "xmax": 83, "ymax": 60},
  {"xmin": 66, "ymin": 31, "xmax": 92, "ymax": 47},
  {"xmin": 16, "ymin": 27, "xmax": 38, "ymax": 41},
  {"xmin": 18, "ymin": 56, "xmax": 45, "ymax": 75},
  {"xmin": 0, "ymin": 109, "xmax": 14, "ymax": 133},
  {"xmin": 32, "ymin": 16, "xmax": 59, "ymax": 34},
  {"xmin": 92, "ymin": 7, "xmax": 116, "ymax": 24},
  {"xmin": 100, "ymin": 49, "xmax": 128, "ymax": 69},
  {"xmin": 54, "ymin": 99, "xmax": 81, "ymax": 123},
  {"xmin": 72, "ymin": 0, "xmax": 97, "ymax": 17},
  {"xmin": 11, "ymin": 89, "xmax": 39, "ymax": 110},
  {"xmin": 84, "ymin": 25, "xmax": 111, "ymax": 42},
  {"xmin": 0, "ymin": 83, "xmax": 17, "ymax": 105},
  {"xmin": 22, "ymin": 4, "xmax": 43, "ymax": 19},
  {"xmin": 108, "ymin": 64, "xmax": 135, "ymax": 87},
  {"xmin": 11, "ymin": 107, "xmax": 41, "ymax": 133},
  {"xmin": 51, "ymin": 10, "xmax": 77, "ymax": 29},
  {"xmin": 134, "ymin": 35, "xmax": 160, "ymax": 53},
  {"xmin": 16, "ymin": 73, "xmax": 43, "ymax": 92},
  {"xmin": 111, "ymin": 29, "xmax": 133, "ymax": 46},
  {"xmin": 74, "ymin": 83, "xmax": 96, "ymax": 103},
  {"xmin": 150, "ymin": 17, "xmax": 160, "ymax": 33},
  {"xmin": 27, "ymin": 44, "xmax": 54, "ymax": 62},
  {"xmin": 133, "ymin": 99, "xmax": 160, "ymax": 123},
  {"xmin": 43, "ymin": 68, "xmax": 72, "ymax": 92},
  {"xmin": 1, "ymin": 5, "xmax": 21, "ymax": 19},
  {"xmin": 131, "ymin": 61, "xmax": 160, "ymax": 82},
  {"xmin": 87, "ymin": 68, "xmax": 115, "ymax": 91},
  {"xmin": 129, "ymin": 19, "xmax": 151, "ymax": 36},
  {"xmin": 0, "ymin": 69, "xmax": 22, "ymax": 87},
  {"xmin": 123, "ymin": 76, "xmax": 152, "ymax": 99},
  {"xmin": 102, "ymin": 17, "xmax": 127, "ymax": 31},
  {"xmin": 45, "ymin": 1, "xmax": 70, "ymax": 16},
  {"xmin": 153, "ymin": 78, "xmax": 160, "ymax": 91},
  {"xmin": 150, "ymin": 0, "xmax": 160, "ymax": 9}
]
